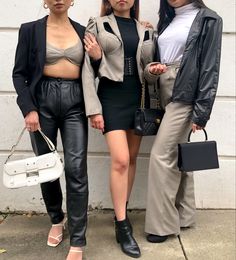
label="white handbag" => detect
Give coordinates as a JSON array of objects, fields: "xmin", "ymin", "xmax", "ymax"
[{"xmin": 3, "ymin": 128, "xmax": 64, "ymax": 189}]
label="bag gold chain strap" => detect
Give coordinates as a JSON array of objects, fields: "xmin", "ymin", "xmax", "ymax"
[
  {"xmin": 140, "ymin": 81, "xmax": 145, "ymax": 109},
  {"xmin": 140, "ymin": 78, "xmax": 162, "ymax": 110},
  {"xmin": 5, "ymin": 128, "xmax": 55, "ymax": 164}
]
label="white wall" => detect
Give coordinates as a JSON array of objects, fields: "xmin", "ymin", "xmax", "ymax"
[{"xmin": 0, "ymin": 0, "xmax": 235, "ymax": 212}]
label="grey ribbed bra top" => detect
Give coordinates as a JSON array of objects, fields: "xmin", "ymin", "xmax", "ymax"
[{"xmin": 45, "ymin": 39, "xmax": 83, "ymax": 66}]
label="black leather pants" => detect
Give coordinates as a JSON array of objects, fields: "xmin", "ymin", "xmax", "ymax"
[{"xmin": 30, "ymin": 77, "xmax": 88, "ymax": 247}]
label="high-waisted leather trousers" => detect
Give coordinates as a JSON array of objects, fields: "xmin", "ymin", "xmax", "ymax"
[{"xmin": 30, "ymin": 77, "xmax": 88, "ymax": 247}]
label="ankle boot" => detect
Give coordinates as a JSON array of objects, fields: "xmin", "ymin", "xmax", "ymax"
[
  {"xmin": 114, "ymin": 216, "xmax": 133, "ymax": 238},
  {"xmin": 114, "ymin": 215, "xmax": 132, "ymax": 234},
  {"xmin": 115, "ymin": 219, "xmax": 141, "ymax": 258}
]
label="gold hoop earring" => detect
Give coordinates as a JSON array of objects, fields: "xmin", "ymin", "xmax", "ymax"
[
  {"xmin": 43, "ymin": 2, "xmax": 48, "ymax": 9},
  {"xmin": 71, "ymin": 1, "xmax": 74, "ymax": 6}
]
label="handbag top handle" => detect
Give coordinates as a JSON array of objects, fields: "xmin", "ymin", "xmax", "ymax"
[
  {"xmin": 5, "ymin": 128, "xmax": 56, "ymax": 164},
  {"xmin": 188, "ymin": 129, "xmax": 208, "ymax": 142}
]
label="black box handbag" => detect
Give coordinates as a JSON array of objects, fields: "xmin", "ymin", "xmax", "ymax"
[
  {"xmin": 178, "ymin": 129, "xmax": 219, "ymax": 172},
  {"xmin": 134, "ymin": 80, "xmax": 164, "ymax": 136}
]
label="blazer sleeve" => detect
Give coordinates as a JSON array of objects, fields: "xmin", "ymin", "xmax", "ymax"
[
  {"xmin": 143, "ymin": 30, "xmax": 160, "ymax": 84},
  {"xmin": 144, "ymin": 62, "xmax": 160, "ymax": 84},
  {"xmin": 12, "ymin": 25, "xmax": 38, "ymax": 117},
  {"xmin": 82, "ymin": 17, "xmax": 103, "ymax": 117},
  {"xmin": 192, "ymin": 17, "xmax": 223, "ymax": 127}
]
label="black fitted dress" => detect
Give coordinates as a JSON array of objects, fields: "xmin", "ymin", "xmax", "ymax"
[{"xmin": 97, "ymin": 16, "xmax": 141, "ymax": 133}]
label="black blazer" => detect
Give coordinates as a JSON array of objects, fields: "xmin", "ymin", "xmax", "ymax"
[{"xmin": 12, "ymin": 16, "xmax": 85, "ymax": 117}]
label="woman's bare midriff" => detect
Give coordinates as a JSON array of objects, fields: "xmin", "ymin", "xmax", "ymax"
[{"xmin": 43, "ymin": 59, "xmax": 80, "ymax": 79}]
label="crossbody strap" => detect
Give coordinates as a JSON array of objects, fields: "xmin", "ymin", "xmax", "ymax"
[{"xmin": 5, "ymin": 128, "xmax": 56, "ymax": 164}]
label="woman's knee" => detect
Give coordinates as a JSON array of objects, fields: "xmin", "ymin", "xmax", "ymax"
[
  {"xmin": 112, "ymin": 156, "xmax": 129, "ymax": 173},
  {"xmin": 65, "ymin": 162, "xmax": 88, "ymax": 193},
  {"xmin": 65, "ymin": 154, "xmax": 87, "ymax": 178}
]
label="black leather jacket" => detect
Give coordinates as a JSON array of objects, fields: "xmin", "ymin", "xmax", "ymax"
[{"xmin": 156, "ymin": 8, "xmax": 223, "ymax": 127}]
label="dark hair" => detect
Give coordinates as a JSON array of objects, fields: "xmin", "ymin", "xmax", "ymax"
[
  {"xmin": 100, "ymin": 0, "xmax": 139, "ymax": 19},
  {"xmin": 157, "ymin": 0, "xmax": 207, "ymax": 33}
]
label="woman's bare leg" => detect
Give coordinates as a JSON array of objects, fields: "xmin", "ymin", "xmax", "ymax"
[
  {"xmin": 105, "ymin": 130, "xmax": 130, "ymax": 221},
  {"xmin": 126, "ymin": 130, "xmax": 142, "ymax": 201}
]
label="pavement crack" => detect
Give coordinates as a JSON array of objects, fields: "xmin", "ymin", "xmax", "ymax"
[
  {"xmin": 178, "ymin": 235, "xmax": 189, "ymax": 260},
  {"xmin": 0, "ymin": 213, "xmax": 8, "ymax": 224}
]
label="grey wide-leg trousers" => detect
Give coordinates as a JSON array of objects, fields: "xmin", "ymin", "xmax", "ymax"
[{"xmin": 145, "ymin": 64, "xmax": 196, "ymax": 236}]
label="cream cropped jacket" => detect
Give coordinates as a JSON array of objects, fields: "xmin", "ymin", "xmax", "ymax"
[{"xmin": 82, "ymin": 13, "xmax": 156, "ymax": 116}]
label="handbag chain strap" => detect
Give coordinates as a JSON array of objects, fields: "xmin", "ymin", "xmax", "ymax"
[
  {"xmin": 140, "ymin": 81, "xmax": 145, "ymax": 109},
  {"xmin": 5, "ymin": 128, "xmax": 56, "ymax": 164},
  {"xmin": 140, "ymin": 78, "xmax": 161, "ymax": 109}
]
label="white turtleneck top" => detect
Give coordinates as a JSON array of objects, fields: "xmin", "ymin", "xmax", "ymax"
[{"xmin": 158, "ymin": 3, "xmax": 200, "ymax": 64}]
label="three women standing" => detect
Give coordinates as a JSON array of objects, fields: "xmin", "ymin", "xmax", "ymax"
[
  {"xmin": 12, "ymin": 0, "xmax": 223, "ymax": 258},
  {"xmin": 145, "ymin": 0, "xmax": 222, "ymax": 243}
]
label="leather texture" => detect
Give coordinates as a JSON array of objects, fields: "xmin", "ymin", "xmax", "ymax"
[
  {"xmin": 30, "ymin": 77, "xmax": 88, "ymax": 247},
  {"xmin": 115, "ymin": 219, "xmax": 141, "ymax": 258},
  {"xmin": 134, "ymin": 108, "xmax": 164, "ymax": 136}
]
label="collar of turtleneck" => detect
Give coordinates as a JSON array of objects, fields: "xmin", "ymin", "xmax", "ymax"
[{"xmin": 175, "ymin": 3, "xmax": 199, "ymax": 16}]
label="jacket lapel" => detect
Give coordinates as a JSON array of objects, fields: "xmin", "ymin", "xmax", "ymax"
[
  {"xmin": 69, "ymin": 18, "xmax": 85, "ymax": 43},
  {"xmin": 35, "ymin": 16, "xmax": 47, "ymax": 71},
  {"xmin": 107, "ymin": 13, "xmax": 122, "ymax": 42}
]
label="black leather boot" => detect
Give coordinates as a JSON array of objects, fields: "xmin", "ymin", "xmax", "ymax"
[
  {"xmin": 114, "ymin": 202, "xmax": 133, "ymax": 234},
  {"xmin": 115, "ymin": 219, "xmax": 141, "ymax": 258}
]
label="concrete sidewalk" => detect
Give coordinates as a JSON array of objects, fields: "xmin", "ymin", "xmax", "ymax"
[{"xmin": 0, "ymin": 210, "xmax": 235, "ymax": 260}]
